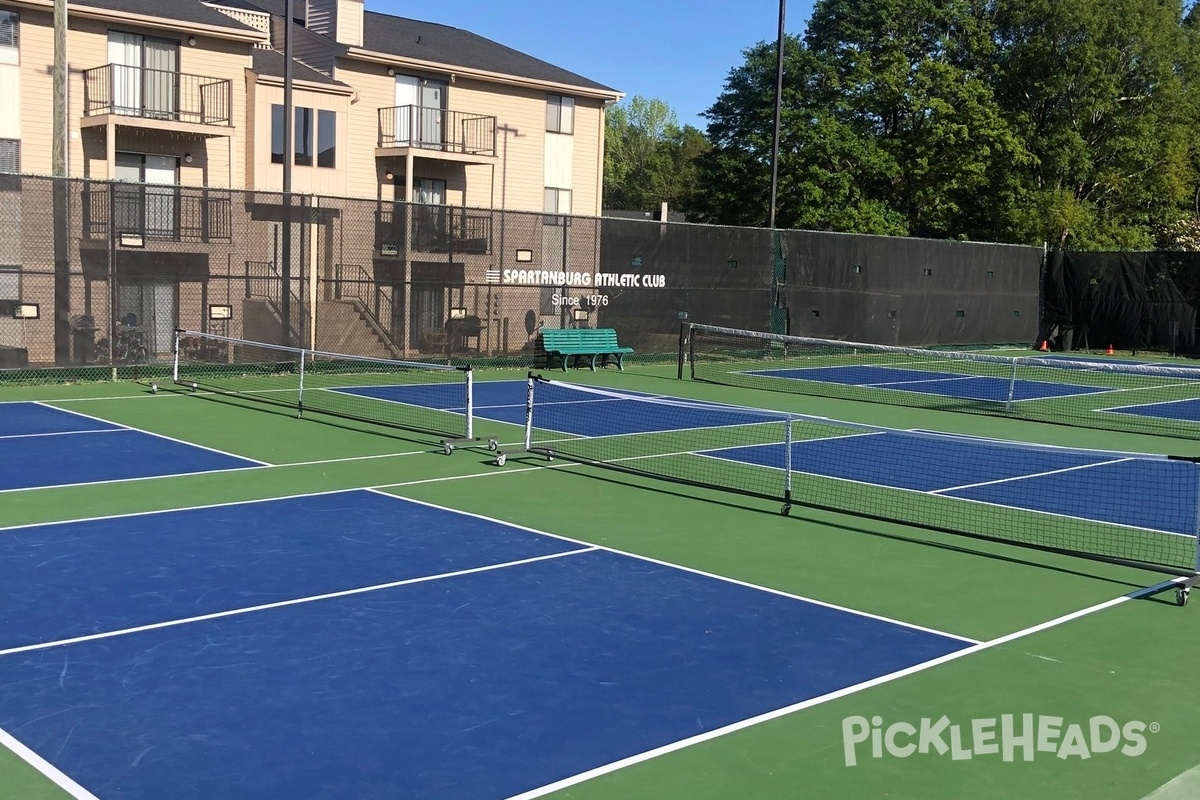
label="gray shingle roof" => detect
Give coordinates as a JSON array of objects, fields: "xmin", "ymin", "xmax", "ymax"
[
  {"xmin": 78, "ymin": 0, "xmax": 258, "ymax": 32},
  {"xmin": 361, "ymin": 13, "xmax": 616, "ymax": 94},
  {"xmin": 252, "ymin": 48, "xmax": 348, "ymax": 87}
]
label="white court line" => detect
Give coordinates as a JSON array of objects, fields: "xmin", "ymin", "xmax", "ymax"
[
  {"xmin": 373, "ymin": 491, "xmax": 981, "ymax": 645},
  {"xmin": 693, "ymin": 445, "xmax": 1194, "ymax": 539},
  {"xmin": 506, "ymin": 577, "xmax": 1190, "ymax": 800},
  {"xmin": 864, "ymin": 374, "xmax": 978, "ymax": 388},
  {"xmin": 0, "ymin": 727, "xmax": 99, "ymax": 800},
  {"xmin": 0, "ymin": 428, "xmax": 119, "ymax": 441},
  {"xmin": 0, "ymin": 547, "xmax": 597, "ymax": 659},
  {"xmin": 930, "ymin": 458, "xmax": 1135, "ymax": 494},
  {"xmin": 33, "ymin": 401, "xmax": 270, "ymax": 467}
]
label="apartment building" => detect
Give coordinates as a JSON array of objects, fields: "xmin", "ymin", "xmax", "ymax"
[{"xmin": 0, "ymin": 0, "xmax": 621, "ymax": 363}]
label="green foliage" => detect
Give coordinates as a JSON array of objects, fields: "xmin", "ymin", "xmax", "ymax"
[
  {"xmin": 685, "ymin": 0, "xmax": 1200, "ymax": 249},
  {"xmin": 603, "ymin": 96, "xmax": 708, "ymax": 215}
]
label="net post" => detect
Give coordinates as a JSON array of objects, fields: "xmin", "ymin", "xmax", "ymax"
[
  {"xmin": 172, "ymin": 328, "xmax": 183, "ymax": 383},
  {"xmin": 783, "ymin": 413, "xmax": 793, "ymax": 505},
  {"xmin": 688, "ymin": 325, "xmax": 697, "ymax": 380},
  {"xmin": 677, "ymin": 321, "xmax": 687, "ymax": 380},
  {"xmin": 1005, "ymin": 361, "xmax": 1018, "ymax": 412},
  {"xmin": 1194, "ymin": 466, "xmax": 1200, "ymax": 576},
  {"xmin": 463, "ymin": 366, "xmax": 474, "ymax": 440},
  {"xmin": 297, "ymin": 347, "xmax": 306, "ymax": 418},
  {"xmin": 523, "ymin": 373, "xmax": 536, "ymax": 452}
]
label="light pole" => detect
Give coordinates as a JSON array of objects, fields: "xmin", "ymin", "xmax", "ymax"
[{"xmin": 768, "ymin": 0, "xmax": 786, "ymax": 230}]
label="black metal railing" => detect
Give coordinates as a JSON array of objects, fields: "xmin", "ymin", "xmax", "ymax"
[
  {"xmin": 245, "ymin": 260, "xmax": 306, "ymax": 345},
  {"xmin": 331, "ymin": 263, "xmax": 401, "ymax": 351},
  {"xmin": 82, "ymin": 64, "xmax": 232, "ymax": 126},
  {"xmin": 377, "ymin": 106, "xmax": 495, "ymax": 155},
  {"xmin": 374, "ymin": 204, "xmax": 492, "ymax": 255},
  {"xmin": 82, "ymin": 183, "xmax": 232, "ymax": 243}
]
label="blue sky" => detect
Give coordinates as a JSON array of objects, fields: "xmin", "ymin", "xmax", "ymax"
[{"xmin": 370, "ymin": 1, "xmax": 815, "ymax": 130}]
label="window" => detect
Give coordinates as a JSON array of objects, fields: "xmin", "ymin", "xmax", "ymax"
[
  {"xmin": 317, "ymin": 109, "xmax": 335, "ymax": 168},
  {"xmin": 0, "ymin": 11, "xmax": 17, "ymax": 65},
  {"xmin": 295, "ymin": 107, "xmax": 313, "ymax": 166},
  {"xmin": 0, "ymin": 139, "xmax": 19, "ymax": 190},
  {"xmin": 271, "ymin": 104, "xmax": 336, "ymax": 168},
  {"xmin": 546, "ymin": 94, "xmax": 574, "ymax": 134},
  {"xmin": 0, "ymin": 139, "xmax": 17, "ymax": 172},
  {"xmin": 270, "ymin": 104, "xmax": 285, "ymax": 163},
  {"xmin": 543, "ymin": 187, "xmax": 571, "ymax": 221}
]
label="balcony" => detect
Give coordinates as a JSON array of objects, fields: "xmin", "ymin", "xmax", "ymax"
[
  {"xmin": 377, "ymin": 106, "xmax": 496, "ymax": 161},
  {"xmin": 375, "ymin": 204, "xmax": 492, "ymax": 256},
  {"xmin": 81, "ymin": 64, "xmax": 232, "ymax": 132},
  {"xmin": 82, "ymin": 183, "xmax": 232, "ymax": 244}
]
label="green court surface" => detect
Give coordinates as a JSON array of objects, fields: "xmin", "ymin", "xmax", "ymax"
[{"xmin": 1, "ymin": 364, "xmax": 1197, "ymax": 800}]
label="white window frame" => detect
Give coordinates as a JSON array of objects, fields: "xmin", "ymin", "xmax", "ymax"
[
  {"xmin": 0, "ymin": 138, "xmax": 18, "ymax": 173},
  {"xmin": 546, "ymin": 94, "xmax": 574, "ymax": 135},
  {"xmin": 0, "ymin": 10, "xmax": 18, "ymax": 66}
]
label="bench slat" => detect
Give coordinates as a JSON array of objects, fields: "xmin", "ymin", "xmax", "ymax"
[{"xmin": 539, "ymin": 328, "xmax": 633, "ymax": 371}]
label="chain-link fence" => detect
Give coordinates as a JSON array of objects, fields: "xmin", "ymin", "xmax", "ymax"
[{"xmin": 0, "ymin": 175, "xmax": 1044, "ymax": 385}]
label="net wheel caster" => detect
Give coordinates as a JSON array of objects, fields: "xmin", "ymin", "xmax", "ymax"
[
  {"xmin": 149, "ymin": 382, "xmax": 158, "ymax": 394},
  {"xmin": 495, "ymin": 453, "xmax": 506, "ymax": 467},
  {"xmin": 487, "ymin": 438, "xmax": 499, "ymax": 452},
  {"xmin": 1177, "ymin": 587, "xmax": 1190, "ymax": 607},
  {"xmin": 190, "ymin": 382, "xmax": 198, "ymax": 391},
  {"xmin": 780, "ymin": 504, "xmax": 792, "ymax": 516},
  {"xmin": 443, "ymin": 442, "xmax": 454, "ymax": 456}
]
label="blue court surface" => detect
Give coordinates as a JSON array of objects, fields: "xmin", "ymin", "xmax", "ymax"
[
  {"xmin": 330, "ymin": 381, "xmax": 1195, "ymax": 536},
  {"xmin": 0, "ymin": 402, "xmax": 260, "ymax": 491},
  {"xmin": 702, "ymin": 431, "xmax": 1197, "ymax": 536},
  {"xmin": 744, "ymin": 364, "xmax": 1106, "ymax": 402},
  {"xmin": 0, "ymin": 490, "xmax": 972, "ymax": 799},
  {"xmin": 1101, "ymin": 396, "xmax": 1200, "ymax": 424},
  {"xmin": 340, "ymin": 380, "xmax": 776, "ymax": 437}
]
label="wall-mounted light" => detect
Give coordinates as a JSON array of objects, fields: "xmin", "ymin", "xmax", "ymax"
[
  {"xmin": 384, "ymin": 171, "xmax": 394, "ymax": 181},
  {"xmin": 209, "ymin": 304, "xmax": 233, "ymax": 321},
  {"xmin": 515, "ymin": 249, "xmax": 533, "ymax": 263},
  {"xmin": 183, "ymin": 153, "xmax": 194, "ymax": 163},
  {"xmin": 572, "ymin": 308, "xmax": 589, "ymax": 322},
  {"xmin": 188, "ymin": 36, "xmax": 197, "ymax": 46},
  {"xmin": 448, "ymin": 307, "xmax": 467, "ymax": 321},
  {"xmin": 14, "ymin": 303, "xmax": 39, "ymax": 320},
  {"xmin": 387, "ymin": 67, "xmax": 395, "ymax": 76},
  {"xmin": 449, "ymin": 73, "xmax": 456, "ymax": 84}
]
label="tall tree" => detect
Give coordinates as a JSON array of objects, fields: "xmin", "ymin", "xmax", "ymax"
[
  {"xmin": 696, "ymin": 0, "xmax": 1023, "ymax": 237},
  {"xmin": 989, "ymin": 0, "xmax": 1198, "ymax": 249},
  {"xmin": 604, "ymin": 96, "xmax": 706, "ymax": 214}
]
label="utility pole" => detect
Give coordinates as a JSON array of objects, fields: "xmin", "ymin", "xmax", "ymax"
[
  {"xmin": 768, "ymin": 0, "xmax": 786, "ymax": 230},
  {"xmin": 52, "ymin": 0, "xmax": 70, "ymax": 363},
  {"xmin": 281, "ymin": 0, "xmax": 295, "ymax": 346}
]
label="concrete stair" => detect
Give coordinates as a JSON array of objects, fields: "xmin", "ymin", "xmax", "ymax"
[{"xmin": 314, "ymin": 299, "xmax": 400, "ymax": 359}]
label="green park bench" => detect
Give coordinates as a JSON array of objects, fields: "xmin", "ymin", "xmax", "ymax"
[{"xmin": 540, "ymin": 328, "xmax": 635, "ymax": 372}]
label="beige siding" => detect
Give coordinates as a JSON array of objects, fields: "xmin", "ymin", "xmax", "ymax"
[
  {"xmin": 571, "ymin": 98, "xmax": 604, "ymax": 217},
  {"xmin": 447, "ymin": 79, "xmax": 548, "ymax": 212},
  {"xmin": 335, "ymin": 58, "xmax": 393, "ymax": 200},
  {"xmin": 335, "ymin": 0, "xmax": 363, "ymax": 48},
  {"xmin": 17, "ymin": 8, "xmax": 52, "ymax": 176},
  {"xmin": 249, "ymin": 79, "xmax": 351, "ymax": 195},
  {"xmin": 14, "ymin": 9, "xmax": 251, "ymax": 184}
]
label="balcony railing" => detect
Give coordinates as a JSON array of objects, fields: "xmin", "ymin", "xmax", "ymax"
[
  {"xmin": 82, "ymin": 64, "xmax": 232, "ymax": 126},
  {"xmin": 375, "ymin": 204, "xmax": 493, "ymax": 256},
  {"xmin": 377, "ymin": 106, "xmax": 496, "ymax": 156},
  {"xmin": 83, "ymin": 183, "xmax": 233, "ymax": 243}
]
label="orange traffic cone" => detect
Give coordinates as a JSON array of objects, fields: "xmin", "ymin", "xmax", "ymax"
[
  {"xmin": 1106, "ymin": 344, "xmax": 1115, "ymax": 356},
  {"xmin": 1039, "ymin": 340, "xmax": 1049, "ymax": 352}
]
